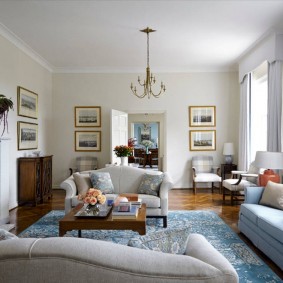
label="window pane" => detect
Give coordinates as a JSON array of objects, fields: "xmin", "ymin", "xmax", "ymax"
[{"xmin": 250, "ymin": 63, "xmax": 267, "ymax": 161}]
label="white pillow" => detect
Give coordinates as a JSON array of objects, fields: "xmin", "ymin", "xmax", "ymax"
[
  {"xmin": 73, "ymin": 172, "xmax": 92, "ymax": 195},
  {"xmin": 259, "ymin": 181, "xmax": 283, "ymax": 210}
]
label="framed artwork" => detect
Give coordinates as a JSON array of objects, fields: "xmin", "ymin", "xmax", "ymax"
[
  {"xmin": 75, "ymin": 106, "xmax": 101, "ymax": 127},
  {"xmin": 75, "ymin": 131, "xmax": 101, "ymax": 152},
  {"xmin": 17, "ymin": 121, "xmax": 38, "ymax": 150},
  {"xmin": 189, "ymin": 130, "xmax": 216, "ymax": 151},
  {"xmin": 17, "ymin": 86, "xmax": 38, "ymax": 119},
  {"xmin": 189, "ymin": 106, "xmax": 216, "ymax": 127}
]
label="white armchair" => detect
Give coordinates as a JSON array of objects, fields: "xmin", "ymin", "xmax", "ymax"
[
  {"xmin": 222, "ymin": 161, "xmax": 259, "ymax": 205},
  {"xmin": 192, "ymin": 156, "xmax": 222, "ymax": 194}
]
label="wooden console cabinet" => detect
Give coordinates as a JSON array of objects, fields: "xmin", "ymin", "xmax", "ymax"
[{"xmin": 18, "ymin": 155, "xmax": 53, "ymax": 206}]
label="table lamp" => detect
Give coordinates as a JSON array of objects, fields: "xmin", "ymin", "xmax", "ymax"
[
  {"xmin": 254, "ymin": 151, "xmax": 283, "ymax": 186},
  {"xmin": 223, "ymin": 143, "xmax": 234, "ymax": 164}
]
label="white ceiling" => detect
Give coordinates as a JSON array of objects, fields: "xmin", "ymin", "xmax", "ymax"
[{"xmin": 1, "ymin": 0, "xmax": 283, "ymax": 73}]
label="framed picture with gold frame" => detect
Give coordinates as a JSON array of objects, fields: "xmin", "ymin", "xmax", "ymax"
[
  {"xmin": 17, "ymin": 121, "xmax": 38, "ymax": 150},
  {"xmin": 189, "ymin": 106, "xmax": 216, "ymax": 127},
  {"xmin": 189, "ymin": 130, "xmax": 216, "ymax": 151},
  {"xmin": 17, "ymin": 86, "xmax": 38, "ymax": 119},
  {"xmin": 75, "ymin": 106, "xmax": 101, "ymax": 127},
  {"xmin": 75, "ymin": 131, "xmax": 101, "ymax": 152}
]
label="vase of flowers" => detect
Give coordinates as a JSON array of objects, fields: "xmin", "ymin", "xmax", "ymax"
[
  {"xmin": 78, "ymin": 188, "xmax": 106, "ymax": 215},
  {"xmin": 141, "ymin": 140, "xmax": 153, "ymax": 153},
  {"xmin": 113, "ymin": 145, "xmax": 133, "ymax": 166}
]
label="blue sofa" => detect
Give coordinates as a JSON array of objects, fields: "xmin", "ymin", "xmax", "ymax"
[{"xmin": 238, "ymin": 186, "xmax": 283, "ymax": 270}]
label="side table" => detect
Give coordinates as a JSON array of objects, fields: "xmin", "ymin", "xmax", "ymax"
[{"xmin": 221, "ymin": 164, "xmax": 237, "ymax": 180}]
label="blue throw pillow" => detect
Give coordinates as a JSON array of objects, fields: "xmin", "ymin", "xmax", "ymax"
[
  {"xmin": 138, "ymin": 173, "xmax": 164, "ymax": 196},
  {"xmin": 89, "ymin": 172, "xmax": 114, "ymax": 194},
  {"xmin": 128, "ymin": 227, "xmax": 190, "ymax": 254}
]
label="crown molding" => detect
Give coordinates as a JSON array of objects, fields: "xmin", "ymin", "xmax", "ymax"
[
  {"xmin": 53, "ymin": 66, "xmax": 237, "ymax": 74},
  {"xmin": 0, "ymin": 23, "xmax": 54, "ymax": 73}
]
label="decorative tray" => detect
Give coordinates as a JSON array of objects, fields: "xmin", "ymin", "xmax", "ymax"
[{"xmin": 74, "ymin": 206, "xmax": 112, "ymax": 218}]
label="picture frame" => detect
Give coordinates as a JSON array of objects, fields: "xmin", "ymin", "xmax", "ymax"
[
  {"xmin": 189, "ymin": 130, "xmax": 216, "ymax": 151},
  {"xmin": 189, "ymin": 106, "xmax": 216, "ymax": 127},
  {"xmin": 75, "ymin": 131, "xmax": 101, "ymax": 152},
  {"xmin": 17, "ymin": 121, "xmax": 38, "ymax": 150},
  {"xmin": 17, "ymin": 86, "xmax": 38, "ymax": 119},
  {"xmin": 75, "ymin": 106, "xmax": 101, "ymax": 127}
]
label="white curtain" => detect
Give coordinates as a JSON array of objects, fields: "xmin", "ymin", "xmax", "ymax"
[
  {"xmin": 267, "ymin": 61, "xmax": 282, "ymax": 152},
  {"xmin": 238, "ymin": 74, "xmax": 251, "ymax": 171}
]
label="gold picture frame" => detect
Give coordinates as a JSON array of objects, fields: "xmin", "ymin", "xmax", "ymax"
[
  {"xmin": 17, "ymin": 86, "xmax": 38, "ymax": 119},
  {"xmin": 75, "ymin": 106, "xmax": 101, "ymax": 127},
  {"xmin": 189, "ymin": 106, "xmax": 216, "ymax": 127},
  {"xmin": 75, "ymin": 131, "xmax": 101, "ymax": 152},
  {"xmin": 17, "ymin": 121, "xmax": 38, "ymax": 150},
  {"xmin": 189, "ymin": 130, "xmax": 216, "ymax": 151}
]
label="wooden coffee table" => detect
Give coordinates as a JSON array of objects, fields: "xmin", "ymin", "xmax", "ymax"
[{"xmin": 59, "ymin": 203, "xmax": 146, "ymax": 237}]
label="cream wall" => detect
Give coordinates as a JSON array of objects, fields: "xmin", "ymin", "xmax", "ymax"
[
  {"xmin": 0, "ymin": 34, "xmax": 53, "ymax": 209},
  {"xmin": 52, "ymin": 72, "xmax": 239, "ymax": 188}
]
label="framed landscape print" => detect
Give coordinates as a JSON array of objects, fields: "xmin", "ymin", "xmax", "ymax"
[
  {"xmin": 75, "ymin": 106, "xmax": 101, "ymax": 127},
  {"xmin": 189, "ymin": 130, "xmax": 216, "ymax": 151},
  {"xmin": 75, "ymin": 131, "xmax": 101, "ymax": 152},
  {"xmin": 189, "ymin": 106, "xmax": 216, "ymax": 127},
  {"xmin": 17, "ymin": 86, "xmax": 38, "ymax": 119},
  {"xmin": 17, "ymin": 122, "xmax": 38, "ymax": 150}
]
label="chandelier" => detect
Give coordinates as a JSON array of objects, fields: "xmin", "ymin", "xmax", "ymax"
[{"xmin": 130, "ymin": 27, "xmax": 166, "ymax": 99}]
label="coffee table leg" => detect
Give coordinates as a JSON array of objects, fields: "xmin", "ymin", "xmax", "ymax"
[{"xmin": 78, "ymin": 230, "xmax": 81, "ymax": 237}]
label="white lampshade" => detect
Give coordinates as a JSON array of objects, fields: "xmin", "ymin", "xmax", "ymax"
[
  {"xmin": 254, "ymin": 151, "xmax": 283, "ymax": 169},
  {"xmin": 223, "ymin": 143, "xmax": 234, "ymax": 155}
]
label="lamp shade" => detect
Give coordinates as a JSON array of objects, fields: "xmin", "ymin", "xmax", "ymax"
[
  {"xmin": 223, "ymin": 143, "xmax": 234, "ymax": 155},
  {"xmin": 254, "ymin": 151, "xmax": 283, "ymax": 169}
]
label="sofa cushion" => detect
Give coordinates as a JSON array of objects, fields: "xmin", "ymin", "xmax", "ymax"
[
  {"xmin": 0, "ymin": 229, "xmax": 18, "ymax": 241},
  {"xmin": 73, "ymin": 173, "xmax": 92, "ymax": 195},
  {"xmin": 259, "ymin": 181, "xmax": 283, "ymax": 210},
  {"xmin": 89, "ymin": 172, "xmax": 114, "ymax": 194},
  {"xmin": 138, "ymin": 173, "xmax": 164, "ymax": 196},
  {"xmin": 127, "ymin": 227, "xmax": 190, "ymax": 254},
  {"xmin": 258, "ymin": 216, "xmax": 283, "ymax": 245},
  {"xmin": 240, "ymin": 203, "xmax": 283, "ymax": 225}
]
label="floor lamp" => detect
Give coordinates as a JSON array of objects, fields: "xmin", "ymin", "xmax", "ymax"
[{"xmin": 254, "ymin": 151, "xmax": 283, "ymax": 186}]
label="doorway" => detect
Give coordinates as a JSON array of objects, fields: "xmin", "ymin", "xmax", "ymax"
[{"xmin": 128, "ymin": 112, "xmax": 165, "ymax": 171}]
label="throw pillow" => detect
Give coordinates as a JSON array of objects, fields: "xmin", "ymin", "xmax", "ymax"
[
  {"xmin": 128, "ymin": 226, "xmax": 190, "ymax": 254},
  {"xmin": 138, "ymin": 173, "xmax": 164, "ymax": 196},
  {"xmin": 89, "ymin": 172, "xmax": 114, "ymax": 194},
  {"xmin": 0, "ymin": 229, "xmax": 18, "ymax": 241},
  {"xmin": 73, "ymin": 173, "xmax": 92, "ymax": 195},
  {"xmin": 259, "ymin": 181, "xmax": 283, "ymax": 210}
]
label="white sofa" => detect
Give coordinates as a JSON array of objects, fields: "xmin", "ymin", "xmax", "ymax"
[
  {"xmin": 60, "ymin": 166, "xmax": 173, "ymax": 227},
  {"xmin": 0, "ymin": 234, "xmax": 239, "ymax": 283}
]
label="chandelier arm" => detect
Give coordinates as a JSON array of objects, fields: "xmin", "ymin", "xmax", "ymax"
[{"xmin": 130, "ymin": 27, "xmax": 166, "ymax": 99}]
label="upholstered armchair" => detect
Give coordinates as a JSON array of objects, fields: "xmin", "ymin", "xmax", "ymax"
[
  {"xmin": 192, "ymin": 156, "xmax": 222, "ymax": 194},
  {"xmin": 222, "ymin": 161, "xmax": 259, "ymax": 205}
]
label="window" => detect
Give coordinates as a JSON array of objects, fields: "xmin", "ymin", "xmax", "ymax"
[{"xmin": 250, "ymin": 61, "xmax": 268, "ymax": 161}]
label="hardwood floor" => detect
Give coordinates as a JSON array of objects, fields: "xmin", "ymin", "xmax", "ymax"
[{"xmin": 8, "ymin": 188, "xmax": 283, "ymax": 280}]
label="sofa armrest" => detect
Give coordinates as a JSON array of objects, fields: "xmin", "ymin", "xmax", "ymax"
[
  {"xmin": 185, "ymin": 234, "xmax": 238, "ymax": 282},
  {"xmin": 60, "ymin": 177, "xmax": 77, "ymax": 198},
  {"xmin": 244, "ymin": 186, "xmax": 264, "ymax": 204},
  {"xmin": 159, "ymin": 172, "xmax": 174, "ymax": 199}
]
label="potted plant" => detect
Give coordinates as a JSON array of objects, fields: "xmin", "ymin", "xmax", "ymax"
[{"xmin": 0, "ymin": 94, "xmax": 13, "ymax": 136}]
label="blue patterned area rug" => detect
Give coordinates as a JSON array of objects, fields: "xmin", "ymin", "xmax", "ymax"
[{"xmin": 18, "ymin": 210, "xmax": 281, "ymax": 283}]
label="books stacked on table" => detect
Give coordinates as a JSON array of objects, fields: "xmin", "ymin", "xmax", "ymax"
[{"xmin": 112, "ymin": 203, "xmax": 139, "ymax": 219}]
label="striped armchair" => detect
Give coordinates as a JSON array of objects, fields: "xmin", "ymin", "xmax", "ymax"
[
  {"xmin": 69, "ymin": 156, "xmax": 98, "ymax": 175},
  {"xmin": 192, "ymin": 156, "xmax": 222, "ymax": 194}
]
